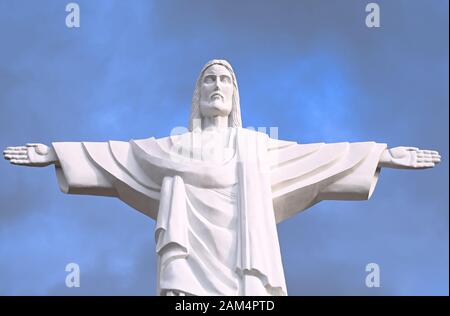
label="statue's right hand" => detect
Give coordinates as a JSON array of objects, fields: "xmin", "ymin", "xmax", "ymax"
[{"xmin": 3, "ymin": 143, "xmax": 57, "ymax": 167}]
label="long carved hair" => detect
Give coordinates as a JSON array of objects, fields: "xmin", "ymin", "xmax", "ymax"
[{"xmin": 188, "ymin": 59, "xmax": 242, "ymax": 131}]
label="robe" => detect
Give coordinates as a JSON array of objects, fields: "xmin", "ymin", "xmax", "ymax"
[{"xmin": 52, "ymin": 127, "xmax": 386, "ymax": 296}]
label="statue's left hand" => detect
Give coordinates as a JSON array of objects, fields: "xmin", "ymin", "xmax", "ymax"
[{"xmin": 380, "ymin": 146, "xmax": 441, "ymax": 169}]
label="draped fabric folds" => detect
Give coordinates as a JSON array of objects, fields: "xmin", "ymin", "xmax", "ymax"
[{"xmin": 52, "ymin": 128, "xmax": 386, "ymax": 295}]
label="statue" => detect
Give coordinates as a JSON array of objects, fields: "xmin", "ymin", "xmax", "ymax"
[{"xmin": 3, "ymin": 59, "xmax": 441, "ymax": 296}]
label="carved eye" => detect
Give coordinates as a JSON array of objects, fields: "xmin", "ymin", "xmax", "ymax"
[
  {"xmin": 221, "ymin": 75, "xmax": 231, "ymax": 84},
  {"xmin": 204, "ymin": 75, "xmax": 215, "ymax": 84}
]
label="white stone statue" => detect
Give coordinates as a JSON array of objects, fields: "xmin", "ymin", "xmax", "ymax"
[{"xmin": 3, "ymin": 59, "xmax": 441, "ymax": 296}]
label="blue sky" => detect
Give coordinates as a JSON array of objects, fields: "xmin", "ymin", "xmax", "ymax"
[{"xmin": 0, "ymin": 0, "xmax": 448, "ymax": 295}]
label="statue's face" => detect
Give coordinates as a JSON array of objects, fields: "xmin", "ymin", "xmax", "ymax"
[{"xmin": 199, "ymin": 64, "xmax": 233, "ymax": 119}]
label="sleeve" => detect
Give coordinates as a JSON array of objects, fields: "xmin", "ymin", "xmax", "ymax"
[
  {"xmin": 268, "ymin": 138, "xmax": 387, "ymax": 223},
  {"xmin": 52, "ymin": 142, "xmax": 116, "ymax": 196},
  {"xmin": 52, "ymin": 141, "xmax": 161, "ymax": 220}
]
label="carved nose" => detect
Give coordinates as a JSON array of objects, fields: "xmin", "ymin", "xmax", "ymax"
[{"xmin": 214, "ymin": 78, "xmax": 223, "ymax": 90}]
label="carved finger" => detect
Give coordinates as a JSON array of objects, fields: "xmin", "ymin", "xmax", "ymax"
[
  {"xmin": 406, "ymin": 147, "xmax": 420, "ymax": 152},
  {"xmin": 419, "ymin": 162, "xmax": 435, "ymax": 168},
  {"xmin": 432, "ymin": 156, "xmax": 441, "ymax": 163},
  {"xmin": 3, "ymin": 149, "xmax": 26, "ymax": 155},
  {"xmin": 4, "ymin": 154, "xmax": 27, "ymax": 160},
  {"xmin": 10, "ymin": 159, "xmax": 30, "ymax": 165},
  {"xmin": 26, "ymin": 143, "xmax": 39, "ymax": 147},
  {"xmin": 13, "ymin": 153, "xmax": 28, "ymax": 157},
  {"xmin": 7, "ymin": 146, "xmax": 27, "ymax": 151}
]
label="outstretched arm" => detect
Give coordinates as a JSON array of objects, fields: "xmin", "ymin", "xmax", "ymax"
[
  {"xmin": 3, "ymin": 143, "xmax": 59, "ymax": 167},
  {"xmin": 269, "ymin": 140, "xmax": 442, "ymax": 223},
  {"xmin": 4, "ymin": 142, "xmax": 117, "ymax": 197},
  {"xmin": 4, "ymin": 140, "xmax": 161, "ymax": 219},
  {"xmin": 379, "ymin": 146, "xmax": 441, "ymax": 169}
]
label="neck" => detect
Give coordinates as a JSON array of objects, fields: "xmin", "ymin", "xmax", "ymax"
[{"xmin": 202, "ymin": 116, "xmax": 228, "ymax": 131}]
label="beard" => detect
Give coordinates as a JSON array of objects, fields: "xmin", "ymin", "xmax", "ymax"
[{"xmin": 199, "ymin": 99, "xmax": 232, "ymax": 117}]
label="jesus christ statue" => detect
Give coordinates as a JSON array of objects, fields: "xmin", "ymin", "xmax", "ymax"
[{"xmin": 3, "ymin": 59, "xmax": 441, "ymax": 296}]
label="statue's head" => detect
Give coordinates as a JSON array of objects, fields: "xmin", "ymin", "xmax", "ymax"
[{"xmin": 189, "ymin": 59, "xmax": 242, "ymax": 131}]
